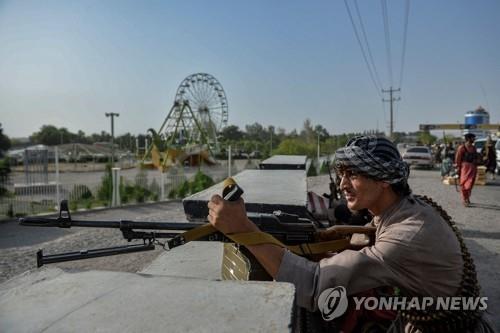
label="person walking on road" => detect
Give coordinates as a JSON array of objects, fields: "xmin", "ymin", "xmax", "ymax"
[
  {"xmin": 481, "ymin": 137, "xmax": 497, "ymax": 180},
  {"xmin": 441, "ymin": 142, "xmax": 456, "ymax": 180},
  {"xmin": 456, "ymin": 133, "xmax": 478, "ymax": 206}
]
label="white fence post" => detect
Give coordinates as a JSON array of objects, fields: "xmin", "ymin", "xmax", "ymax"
[
  {"xmin": 111, "ymin": 167, "xmax": 121, "ymax": 207},
  {"xmin": 55, "ymin": 146, "xmax": 60, "ymax": 210},
  {"xmin": 160, "ymin": 171, "xmax": 165, "ymax": 201},
  {"xmin": 228, "ymin": 145, "xmax": 232, "ymax": 177}
]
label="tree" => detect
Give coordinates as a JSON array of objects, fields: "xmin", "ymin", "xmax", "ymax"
[
  {"xmin": 288, "ymin": 129, "xmax": 299, "ymax": 138},
  {"xmin": 0, "ymin": 124, "xmax": 11, "ymax": 197},
  {"xmin": 418, "ymin": 132, "xmax": 437, "ymax": 146},
  {"xmin": 117, "ymin": 132, "xmax": 137, "ymax": 151},
  {"xmin": 30, "ymin": 125, "xmax": 61, "ymax": 145},
  {"xmin": 274, "ymin": 138, "xmax": 316, "ymax": 157},
  {"xmin": 276, "ymin": 127, "xmax": 287, "ymax": 137},
  {"xmin": 59, "ymin": 127, "xmax": 76, "ymax": 144},
  {"xmin": 245, "ymin": 122, "xmax": 267, "ymax": 141},
  {"xmin": 392, "ymin": 132, "xmax": 406, "ymax": 143},
  {"xmin": 76, "ymin": 130, "xmax": 91, "ymax": 144},
  {"xmin": 0, "ymin": 123, "xmax": 11, "ymax": 157},
  {"xmin": 300, "ymin": 118, "xmax": 315, "ymax": 144},
  {"xmin": 220, "ymin": 125, "xmax": 244, "ymax": 142},
  {"xmin": 314, "ymin": 124, "xmax": 330, "ymax": 142},
  {"xmin": 90, "ymin": 131, "xmax": 111, "ymax": 143}
]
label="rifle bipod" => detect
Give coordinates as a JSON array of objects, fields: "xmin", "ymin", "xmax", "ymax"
[
  {"xmin": 33, "ymin": 200, "xmax": 175, "ymax": 267},
  {"xmin": 36, "ymin": 242, "xmax": 156, "ymax": 267}
]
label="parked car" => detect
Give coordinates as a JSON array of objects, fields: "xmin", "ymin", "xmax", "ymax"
[
  {"xmin": 474, "ymin": 137, "xmax": 497, "ymax": 154},
  {"xmin": 402, "ymin": 146, "xmax": 434, "ymax": 169}
]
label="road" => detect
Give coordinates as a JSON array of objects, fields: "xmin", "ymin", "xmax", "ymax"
[{"xmin": 1, "ymin": 168, "xmax": 499, "ymax": 329}]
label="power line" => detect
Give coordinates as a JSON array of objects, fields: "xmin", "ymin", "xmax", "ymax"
[
  {"xmin": 479, "ymin": 83, "xmax": 491, "ymax": 111},
  {"xmin": 353, "ymin": 0, "xmax": 383, "ymax": 90},
  {"xmin": 399, "ymin": 0, "xmax": 410, "ymax": 89},
  {"xmin": 381, "ymin": 0, "xmax": 393, "ymax": 86},
  {"xmin": 344, "ymin": 0, "xmax": 383, "ymax": 98}
]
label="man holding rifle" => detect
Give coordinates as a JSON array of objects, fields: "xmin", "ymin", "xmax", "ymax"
[{"xmin": 208, "ymin": 135, "xmax": 494, "ymax": 332}]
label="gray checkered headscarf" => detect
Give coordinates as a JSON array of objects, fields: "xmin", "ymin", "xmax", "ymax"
[{"xmin": 334, "ymin": 136, "xmax": 409, "ymax": 184}]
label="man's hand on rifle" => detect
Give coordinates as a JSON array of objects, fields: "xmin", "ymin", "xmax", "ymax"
[
  {"xmin": 207, "ymin": 194, "xmax": 284, "ymax": 278},
  {"xmin": 207, "ymin": 195, "xmax": 259, "ymax": 235}
]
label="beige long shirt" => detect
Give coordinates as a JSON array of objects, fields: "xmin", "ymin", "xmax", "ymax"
[
  {"xmin": 277, "ymin": 195, "xmax": 463, "ymax": 310},
  {"xmin": 276, "ymin": 195, "xmax": 497, "ymax": 332}
]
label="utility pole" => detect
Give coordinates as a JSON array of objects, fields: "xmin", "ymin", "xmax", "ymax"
[
  {"xmin": 382, "ymin": 87, "xmax": 401, "ymax": 139},
  {"xmin": 105, "ymin": 112, "xmax": 120, "ymax": 168}
]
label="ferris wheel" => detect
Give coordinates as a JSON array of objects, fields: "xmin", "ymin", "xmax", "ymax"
[
  {"xmin": 176, "ymin": 73, "xmax": 228, "ymax": 131},
  {"xmin": 143, "ymin": 73, "xmax": 228, "ymax": 169},
  {"xmin": 158, "ymin": 73, "xmax": 228, "ymax": 151}
]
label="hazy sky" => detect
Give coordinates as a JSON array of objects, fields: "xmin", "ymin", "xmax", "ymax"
[{"xmin": 1, "ymin": 0, "xmax": 499, "ymax": 138}]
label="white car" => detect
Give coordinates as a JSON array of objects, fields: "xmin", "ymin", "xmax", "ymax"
[{"xmin": 403, "ymin": 146, "xmax": 434, "ymax": 169}]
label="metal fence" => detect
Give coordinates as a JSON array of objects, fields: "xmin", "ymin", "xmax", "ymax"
[{"xmin": 0, "ymin": 159, "xmax": 254, "ymax": 219}]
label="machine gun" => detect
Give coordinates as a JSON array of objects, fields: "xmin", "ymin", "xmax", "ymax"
[{"xmin": 19, "ymin": 178, "xmax": 376, "ymax": 269}]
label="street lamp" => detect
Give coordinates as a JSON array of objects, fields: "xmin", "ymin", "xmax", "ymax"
[{"xmin": 105, "ymin": 112, "xmax": 120, "ymax": 168}]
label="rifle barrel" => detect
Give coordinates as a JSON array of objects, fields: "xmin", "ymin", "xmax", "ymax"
[{"xmin": 20, "ymin": 217, "xmax": 205, "ymax": 230}]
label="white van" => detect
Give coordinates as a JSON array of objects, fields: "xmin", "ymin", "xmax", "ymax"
[
  {"xmin": 474, "ymin": 137, "xmax": 495, "ymax": 153},
  {"xmin": 475, "ymin": 137, "xmax": 499, "ymax": 174}
]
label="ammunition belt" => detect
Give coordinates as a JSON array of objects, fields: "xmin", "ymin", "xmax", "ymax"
[{"xmin": 399, "ymin": 195, "xmax": 482, "ymax": 332}]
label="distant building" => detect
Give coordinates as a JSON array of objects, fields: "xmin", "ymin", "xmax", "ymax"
[{"xmin": 464, "ymin": 106, "xmax": 490, "ymax": 138}]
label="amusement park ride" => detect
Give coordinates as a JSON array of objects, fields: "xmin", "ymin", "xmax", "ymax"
[{"xmin": 143, "ymin": 73, "xmax": 229, "ymax": 171}]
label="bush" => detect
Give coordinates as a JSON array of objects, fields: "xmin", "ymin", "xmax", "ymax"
[
  {"xmin": 85, "ymin": 200, "xmax": 92, "ymax": 209},
  {"xmin": 176, "ymin": 180, "xmax": 190, "ymax": 198},
  {"xmin": 120, "ymin": 182, "xmax": 150, "ymax": 203},
  {"xmin": 167, "ymin": 171, "xmax": 214, "ymax": 199},
  {"xmin": 319, "ymin": 161, "xmax": 330, "ymax": 175},
  {"xmin": 134, "ymin": 187, "xmax": 147, "ymax": 203},
  {"xmin": 189, "ymin": 171, "xmax": 214, "ymax": 194},
  {"xmin": 69, "ymin": 184, "xmax": 93, "ymax": 201},
  {"xmin": 307, "ymin": 160, "xmax": 318, "ymax": 177},
  {"xmin": 0, "ymin": 158, "xmax": 10, "ymax": 198},
  {"xmin": 97, "ymin": 164, "xmax": 113, "ymax": 202},
  {"xmin": 149, "ymin": 178, "xmax": 161, "ymax": 196},
  {"xmin": 168, "ymin": 188, "xmax": 177, "ymax": 199},
  {"xmin": 7, "ymin": 203, "xmax": 13, "ymax": 218},
  {"xmin": 121, "ymin": 183, "xmax": 136, "ymax": 204}
]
